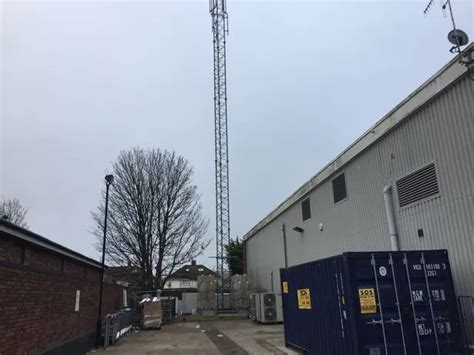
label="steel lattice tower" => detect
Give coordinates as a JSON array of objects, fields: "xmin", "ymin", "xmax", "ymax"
[{"xmin": 209, "ymin": 0, "xmax": 230, "ymax": 310}]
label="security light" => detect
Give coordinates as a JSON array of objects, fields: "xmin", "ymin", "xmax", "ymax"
[{"xmin": 292, "ymin": 226, "xmax": 304, "ymax": 234}]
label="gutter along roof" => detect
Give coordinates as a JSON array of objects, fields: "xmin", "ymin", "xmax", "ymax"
[
  {"xmin": 0, "ymin": 219, "xmax": 103, "ymax": 268},
  {"xmin": 243, "ymin": 43, "xmax": 473, "ymax": 242}
]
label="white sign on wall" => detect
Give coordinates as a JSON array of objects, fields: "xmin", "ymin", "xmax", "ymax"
[
  {"xmin": 123, "ymin": 289, "xmax": 128, "ymax": 308},
  {"xmin": 75, "ymin": 290, "xmax": 80, "ymax": 312}
]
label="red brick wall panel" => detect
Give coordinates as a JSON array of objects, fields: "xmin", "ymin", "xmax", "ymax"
[
  {"xmin": 0, "ymin": 237, "xmax": 125, "ymax": 354},
  {"xmin": 63, "ymin": 259, "xmax": 85, "ymax": 277},
  {"xmin": 103, "ymin": 283, "xmax": 124, "ymax": 315},
  {"xmin": 24, "ymin": 247, "xmax": 62, "ymax": 272},
  {"xmin": 87, "ymin": 267, "xmax": 100, "ymax": 282},
  {"xmin": 0, "ymin": 233, "xmax": 23, "ymax": 263}
]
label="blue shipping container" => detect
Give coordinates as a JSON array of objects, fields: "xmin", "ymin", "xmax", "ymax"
[{"xmin": 280, "ymin": 250, "xmax": 465, "ymax": 355}]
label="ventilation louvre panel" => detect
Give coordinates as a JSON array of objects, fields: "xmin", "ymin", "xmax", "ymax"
[{"xmin": 396, "ymin": 163, "xmax": 440, "ymax": 207}]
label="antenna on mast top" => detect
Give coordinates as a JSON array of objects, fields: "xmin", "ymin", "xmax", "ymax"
[
  {"xmin": 423, "ymin": 0, "xmax": 435, "ymax": 15},
  {"xmin": 424, "ymin": 0, "xmax": 473, "ymax": 80}
]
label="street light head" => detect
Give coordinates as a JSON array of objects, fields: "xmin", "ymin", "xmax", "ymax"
[{"xmin": 105, "ymin": 174, "xmax": 114, "ymax": 185}]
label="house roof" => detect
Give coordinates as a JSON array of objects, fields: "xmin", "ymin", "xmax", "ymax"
[
  {"xmin": 0, "ymin": 218, "xmax": 103, "ymax": 268},
  {"xmin": 243, "ymin": 43, "xmax": 473, "ymax": 243},
  {"xmin": 168, "ymin": 263, "xmax": 217, "ymax": 281}
]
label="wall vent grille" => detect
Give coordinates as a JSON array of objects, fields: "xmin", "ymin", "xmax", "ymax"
[{"xmin": 396, "ymin": 163, "xmax": 440, "ymax": 207}]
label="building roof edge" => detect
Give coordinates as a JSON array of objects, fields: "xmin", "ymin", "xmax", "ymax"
[{"xmin": 243, "ymin": 43, "xmax": 473, "ymax": 242}]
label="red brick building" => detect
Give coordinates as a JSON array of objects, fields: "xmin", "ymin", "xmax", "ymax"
[{"xmin": 0, "ymin": 219, "xmax": 127, "ymax": 354}]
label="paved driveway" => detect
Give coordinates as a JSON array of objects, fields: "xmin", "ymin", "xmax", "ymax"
[{"xmin": 90, "ymin": 320, "xmax": 300, "ymax": 355}]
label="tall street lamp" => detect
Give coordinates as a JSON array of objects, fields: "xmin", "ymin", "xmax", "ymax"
[{"xmin": 96, "ymin": 174, "xmax": 114, "ymax": 346}]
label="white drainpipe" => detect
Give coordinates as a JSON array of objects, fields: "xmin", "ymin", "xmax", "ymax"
[{"xmin": 383, "ymin": 185, "xmax": 399, "ymax": 251}]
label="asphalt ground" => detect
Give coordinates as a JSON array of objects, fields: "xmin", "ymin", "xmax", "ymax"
[{"xmin": 89, "ymin": 319, "xmax": 300, "ymax": 355}]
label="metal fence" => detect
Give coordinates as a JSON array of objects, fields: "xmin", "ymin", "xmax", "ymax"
[
  {"xmin": 102, "ymin": 308, "xmax": 134, "ymax": 349},
  {"xmin": 459, "ymin": 296, "xmax": 474, "ymax": 352},
  {"xmin": 161, "ymin": 297, "xmax": 176, "ymax": 322},
  {"xmin": 197, "ymin": 275, "xmax": 217, "ymax": 310},
  {"xmin": 231, "ymin": 274, "xmax": 249, "ymax": 312}
]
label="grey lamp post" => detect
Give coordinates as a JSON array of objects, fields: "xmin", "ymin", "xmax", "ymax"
[{"xmin": 96, "ymin": 174, "xmax": 114, "ymax": 346}]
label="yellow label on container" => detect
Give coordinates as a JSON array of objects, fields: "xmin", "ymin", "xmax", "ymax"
[
  {"xmin": 282, "ymin": 282, "xmax": 289, "ymax": 293},
  {"xmin": 359, "ymin": 288, "xmax": 377, "ymax": 314},
  {"xmin": 297, "ymin": 288, "xmax": 311, "ymax": 309}
]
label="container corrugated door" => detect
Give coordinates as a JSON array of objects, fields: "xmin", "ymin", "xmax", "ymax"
[
  {"xmin": 402, "ymin": 251, "xmax": 464, "ymax": 355},
  {"xmin": 346, "ymin": 253, "xmax": 408, "ymax": 355},
  {"xmin": 281, "ymin": 256, "xmax": 350, "ymax": 354},
  {"xmin": 347, "ymin": 250, "xmax": 464, "ymax": 355}
]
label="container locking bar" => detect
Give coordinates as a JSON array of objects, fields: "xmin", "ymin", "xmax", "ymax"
[
  {"xmin": 371, "ymin": 254, "xmax": 388, "ymax": 354},
  {"xmin": 389, "ymin": 254, "xmax": 408, "ymax": 355},
  {"xmin": 403, "ymin": 253, "xmax": 423, "ymax": 355},
  {"xmin": 421, "ymin": 253, "xmax": 441, "ymax": 355}
]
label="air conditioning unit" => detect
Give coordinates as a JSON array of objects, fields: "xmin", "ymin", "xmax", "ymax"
[{"xmin": 251, "ymin": 292, "xmax": 283, "ymax": 324}]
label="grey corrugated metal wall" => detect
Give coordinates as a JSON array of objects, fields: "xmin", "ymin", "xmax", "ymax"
[{"xmin": 245, "ymin": 74, "xmax": 473, "ymax": 300}]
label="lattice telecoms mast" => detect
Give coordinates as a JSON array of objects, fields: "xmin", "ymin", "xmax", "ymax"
[{"xmin": 209, "ymin": 0, "xmax": 230, "ymax": 309}]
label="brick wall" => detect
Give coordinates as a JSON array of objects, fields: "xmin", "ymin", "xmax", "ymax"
[{"xmin": 0, "ymin": 232, "xmax": 125, "ymax": 354}]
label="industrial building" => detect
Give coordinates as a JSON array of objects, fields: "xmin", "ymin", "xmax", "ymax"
[{"xmin": 244, "ymin": 43, "xmax": 473, "ymax": 313}]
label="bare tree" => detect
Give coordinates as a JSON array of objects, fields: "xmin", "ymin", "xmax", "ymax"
[
  {"xmin": 92, "ymin": 147, "xmax": 209, "ymax": 290},
  {"xmin": 0, "ymin": 198, "xmax": 29, "ymax": 228}
]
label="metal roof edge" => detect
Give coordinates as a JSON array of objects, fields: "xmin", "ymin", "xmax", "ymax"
[
  {"xmin": 0, "ymin": 219, "xmax": 103, "ymax": 269},
  {"xmin": 243, "ymin": 43, "xmax": 473, "ymax": 242}
]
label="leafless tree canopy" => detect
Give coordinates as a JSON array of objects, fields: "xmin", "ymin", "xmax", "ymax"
[
  {"xmin": 92, "ymin": 147, "xmax": 209, "ymax": 290},
  {"xmin": 1, "ymin": 198, "xmax": 29, "ymax": 228}
]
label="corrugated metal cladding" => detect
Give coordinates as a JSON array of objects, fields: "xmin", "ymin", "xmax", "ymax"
[
  {"xmin": 280, "ymin": 250, "xmax": 465, "ymax": 355},
  {"xmin": 245, "ymin": 73, "xmax": 473, "ymax": 306}
]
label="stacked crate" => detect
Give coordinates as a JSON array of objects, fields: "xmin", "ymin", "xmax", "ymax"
[
  {"xmin": 197, "ymin": 275, "xmax": 216, "ymax": 312},
  {"xmin": 231, "ymin": 274, "xmax": 250, "ymax": 311}
]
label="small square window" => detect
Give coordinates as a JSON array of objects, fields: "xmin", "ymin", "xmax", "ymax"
[
  {"xmin": 301, "ymin": 198, "xmax": 311, "ymax": 221},
  {"xmin": 332, "ymin": 173, "xmax": 347, "ymax": 204}
]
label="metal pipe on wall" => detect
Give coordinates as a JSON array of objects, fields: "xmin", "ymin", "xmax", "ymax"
[
  {"xmin": 271, "ymin": 271, "xmax": 274, "ymax": 293},
  {"xmin": 282, "ymin": 223, "xmax": 288, "ymax": 268},
  {"xmin": 383, "ymin": 185, "xmax": 399, "ymax": 251}
]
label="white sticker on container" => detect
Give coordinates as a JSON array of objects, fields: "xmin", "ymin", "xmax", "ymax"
[{"xmin": 379, "ymin": 266, "xmax": 387, "ymax": 277}]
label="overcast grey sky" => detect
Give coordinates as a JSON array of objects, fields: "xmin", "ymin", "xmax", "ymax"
[{"xmin": 1, "ymin": 0, "xmax": 472, "ymax": 266}]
